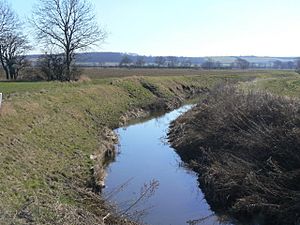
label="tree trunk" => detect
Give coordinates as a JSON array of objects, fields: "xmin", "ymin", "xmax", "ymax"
[
  {"xmin": 0, "ymin": 62, "xmax": 10, "ymax": 80},
  {"xmin": 4, "ymin": 66, "xmax": 9, "ymax": 80},
  {"xmin": 65, "ymin": 48, "xmax": 71, "ymax": 81},
  {"xmin": 66, "ymin": 60, "xmax": 70, "ymax": 81},
  {"xmin": 0, "ymin": 52, "xmax": 9, "ymax": 80},
  {"xmin": 8, "ymin": 64, "xmax": 15, "ymax": 80}
]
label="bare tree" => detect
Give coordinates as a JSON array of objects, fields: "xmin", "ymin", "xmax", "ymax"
[
  {"xmin": 167, "ymin": 56, "xmax": 178, "ymax": 67},
  {"xmin": 37, "ymin": 53, "xmax": 65, "ymax": 81},
  {"xmin": 0, "ymin": 32, "xmax": 31, "ymax": 80},
  {"xmin": 273, "ymin": 60, "xmax": 283, "ymax": 69},
  {"xmin": 0, "ymin": 0, "xmax": 18, "ymax": 35},
  {"xmin": 0, "ymin": 1, "xmax": 30, "ymax": 80},
  {"xmin": 155, "ymin": 56, "xmax": 166, "ymax": 67},
  {"xmin": 214, "ymin": 61, "xmax": 221, "ymax": 69},
  {"xmin": 235, "ymin": 57, "xmax": 250, "ymax": 70},
  {"xmin": 31, "ymin": 0, "xmax": 106, "ymax": 81},
  {"xmin": 201, "ymin": 58, "xmax": 215, "ymax": 70},
  {"xmin": 285, "ymin": 61, "xmax": 295, "ymax": 70},
  {"xmin": 135, "ymin": 56, "xmax": 145, "ymax": 67},
  {"xmin": 182, "ymin": 59, "xmax": 192, "ymax": 68},
  {"xmin": 37, "ymin": 52, "xmax": 81, "ymax": 81},
  {"xmin": 119, "ymin": 54, "xmax": 132, "ymax": 67}
]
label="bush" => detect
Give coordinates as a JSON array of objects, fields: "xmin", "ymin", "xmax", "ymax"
[
  {"xmin": 170, "ymin": 85, "xmax": 300, "ymax": 225},
  {"xmin": 193, "ymin": 86, "xmax": 300, "ymax": 165},
  {"xmin": 36, "ymin": 54, "xmax": 82, "ymax": 81}
]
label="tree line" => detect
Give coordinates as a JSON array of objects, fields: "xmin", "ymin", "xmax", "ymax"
[
  {"xmin": 118, "ymin": 54, "xmax": 300, "ymax": 71},
  {"xmin": 1, "ymin": 0, "xmax": 300, "ymax": 81},
  {"xmin": 0, "ymin": 0, "xmax": 105, "ymax": 81}
]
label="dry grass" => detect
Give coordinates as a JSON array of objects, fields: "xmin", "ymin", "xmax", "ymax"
[
  {"xmin": 0, "ymin": 102, "xmax": 17, "ymax": 116},
  {"xmin": 77, "ymin": 75, "xmax": 92, "ymax": 82},
  {"xmin": 169, "ymin": 85, "xmax": 300, "ymax": 225}
]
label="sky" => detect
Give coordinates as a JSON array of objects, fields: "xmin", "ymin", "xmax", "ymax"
[{"xmin": 7, "ymin": 0, "xmax": 300, "ymax": 57}]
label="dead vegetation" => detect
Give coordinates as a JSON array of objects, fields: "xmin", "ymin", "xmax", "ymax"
[
  {"xmin": 89, "ymin": 127, "xmax": 118, "ymax": 192},
  {"xmin": 169, "ymin": 85, "xmax": 300, "ymax": 225}
]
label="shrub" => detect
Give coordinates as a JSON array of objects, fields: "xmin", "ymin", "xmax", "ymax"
[{"xmin": 170, "ymin": 85, "xmax": 300, "ymax": 225}]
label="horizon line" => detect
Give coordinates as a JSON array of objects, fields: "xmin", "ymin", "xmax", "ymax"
[{"xmin": 26, "ymin": 51, "xmax": 300, "ymax": 59}]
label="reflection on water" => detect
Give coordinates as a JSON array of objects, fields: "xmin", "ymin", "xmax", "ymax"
[{"xmin": 104, "ymin": 105, "xmax": 232, "ymax": 225}]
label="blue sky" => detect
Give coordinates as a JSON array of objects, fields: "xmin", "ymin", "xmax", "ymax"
[{"xmin": 7, "ymin": 0, "xmax": 300, "ymax": 57}]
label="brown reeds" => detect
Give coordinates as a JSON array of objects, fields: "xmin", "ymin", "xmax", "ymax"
[{"xmin": 169, "ymin": 85, "xmax": 300, "ymax": 225}]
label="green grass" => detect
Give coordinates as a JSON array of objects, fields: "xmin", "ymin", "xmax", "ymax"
[
  {"xmin": 1, "ymin": 68, "xmax": 296, "ymax": 95},
  {"xmin": 0, "ymin": 69, "xmax": 298, "ymax": 224},
  {"xmin": 252, "ymin": 76, "xmax": 300, "ymax": 97},
  {"xmin": 0, "ymin": 73, "xmax": 224, "ymax": 224}
]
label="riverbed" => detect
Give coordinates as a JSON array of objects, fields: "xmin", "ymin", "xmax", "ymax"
[{"xmin": 104, "ymin": 105, "xmax": 231, "ymax": 225}]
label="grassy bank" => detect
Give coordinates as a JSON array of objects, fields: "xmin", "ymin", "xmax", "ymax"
[
  {"xmin": 245, "ymin": 75, "xmax": 300, "ymax": 98},
  {"xmin": 0, "ymin": 73, "xmax": 225, "ymax": 225},
  {"xmin": 0, "ymin": 69, "xmax": 298, "ymax": 224},
  {"xmin": 169, "ymin": 85, "xmax": 300, "ymax": 225}
]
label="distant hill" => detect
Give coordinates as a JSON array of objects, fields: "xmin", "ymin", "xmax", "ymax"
[
  {"xmin": 74, "ymin": 52, "xmax": 206, "ymax": 66},
  {"xmin": 26, "ymin": 52, "xmax": 299, "ymax": 68}
]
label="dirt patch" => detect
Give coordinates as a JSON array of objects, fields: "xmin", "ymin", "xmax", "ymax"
[
  {"xmin": 0, "ymin": 102, "xmax": 17, "ymax": 116},
  {"xmin": 89, "ymin": 127, "xmax": 118, "ymax": 192},
  {"xmin": 119, "ymin": 108, "xmax": 150, "ymax": 126},
  {"xmin": 169, "ymin": 86, "xmax": 300, "ymax": 225}
]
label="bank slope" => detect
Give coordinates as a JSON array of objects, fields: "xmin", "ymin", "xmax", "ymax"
[
  {"xmin": 0, "ymin": 76, "xmax": 214, "ymax": 225},
  {"xmin": 169, "ymin": 86, "xmax": 300, "ymax": 225}
]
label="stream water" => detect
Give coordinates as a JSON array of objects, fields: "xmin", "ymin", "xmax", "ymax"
[{"xmin": 104, "ymin": 105, "xmax": 232, "ymax": 225}]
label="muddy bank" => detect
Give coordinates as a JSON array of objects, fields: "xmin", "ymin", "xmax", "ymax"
[
  {"xmin": 168, "ymin": 86, "xmax": 300, "ymax": 225},
  {"xmin": 118, "ymin": 80, "xmax": 209, "ymax": 126}
]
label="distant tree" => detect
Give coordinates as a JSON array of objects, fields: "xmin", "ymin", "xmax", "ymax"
[
  {"xmin": 155, "ymin": 56, "xmax": 166, "ymax": 67},
  {"xmin": 135, "ymin": 56, "xmax": 145, "ymax": 67},
  {"xmin": 182, "ymin": 59, "xmax": 192, "ymax": 68},
  {"xmin": 250, "ymin": 62, "xmax": 257, "ymax": 69},
  {"xmin": 201, "ymin": 58, "xmax": 215, "ymax": 70},
  {"xmin": 235, "ymin": 57, "xmax": 250, "ymax": 70},
  {"xmin": 273, "ymin": 60, "xmax": 283, "ymax": 69},
  {"xmin": 31, "ymin": 0, "xmax": 106, "ymax": 81},
  {"xmin": 214, "ymin": 61, "xmax": 222, "ymax": 69},
  {"xmin": 295, "ymin": 59, "xmax": 300, "ymax": 74},
  {"xmin": 0, "ymin": 1, "xmax": 30, "ymax": 80},
  {"xmin": 286, "ymin": 61, "xmax": 295, "ymax": 70},
  {"xmin": 167, "ymin": 56, "xmax": 178, "ymax": 67},
  {"xmin": 119, "ymin": 55, "xmax": 132, "ymax": 67}
]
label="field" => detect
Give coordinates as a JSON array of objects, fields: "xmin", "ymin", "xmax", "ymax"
[
  {"xmin": 0, "ymin": 67, "xmax": 298, "ymax": 95},
  {"xmin": 0, "ymin": 68, "xmax": 300, "ymax": 225}
]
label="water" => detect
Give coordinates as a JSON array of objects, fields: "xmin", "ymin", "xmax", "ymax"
[{"xmin": 104, "ymin": 105, "xmax": 231, "ymax": 225}]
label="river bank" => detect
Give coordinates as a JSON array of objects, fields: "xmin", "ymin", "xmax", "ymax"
[
  {"xmin": 1, "ymin": 69, "xmax": 298, "ymax": 224},
  {"xmin": 168, "ymin": 85, "xmax": 300, "ymax": 225},
  {"xmin": 0, "ymin": 75, "xmax": 215, "ymax": 225}
]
